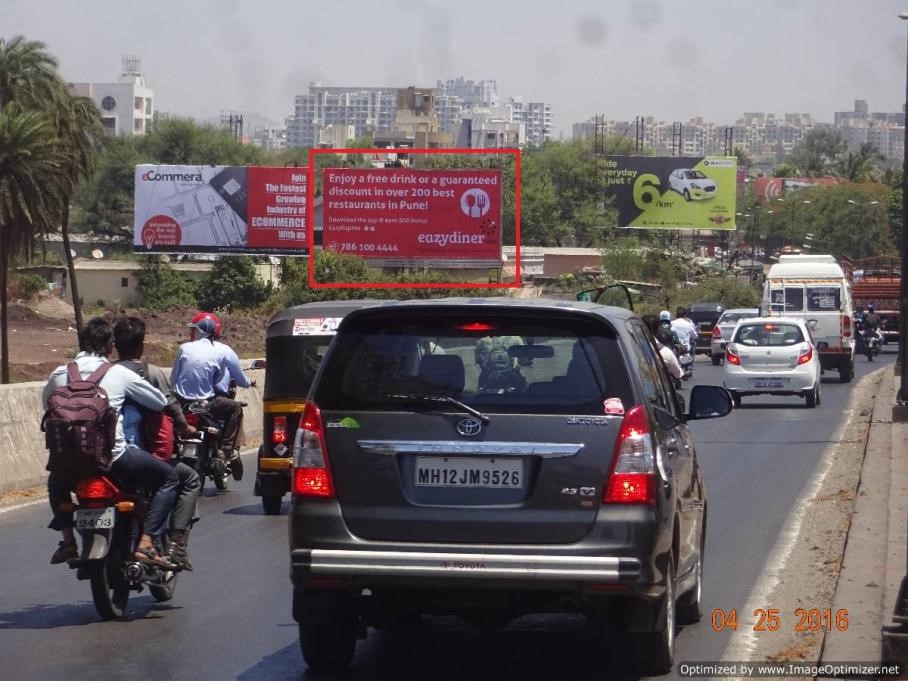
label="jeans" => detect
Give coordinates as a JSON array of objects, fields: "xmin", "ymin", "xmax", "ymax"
[
  {"xmin": 208, "ymin": 396, "xmax": 243, "ymax": 454},
  {"xmin": 110, "ymin": 446, "xmax": 179, "ymax": 536},
  {"xmin": 171, "ymin": 460, "xmax": 201, "ymax": 532}
]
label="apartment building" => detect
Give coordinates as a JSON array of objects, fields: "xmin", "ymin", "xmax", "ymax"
[
  {"xmin": 286, "ymin": 84, "xmax": 397, "ymax": 148},
  {"xmin": 66, "ymin": 55, "xmax": 153, "ymax": 136}
]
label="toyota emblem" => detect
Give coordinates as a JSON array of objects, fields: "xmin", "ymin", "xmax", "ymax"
[{"xmin": 456, "ymin": 417, "xmax": 483, "ymax": 437}]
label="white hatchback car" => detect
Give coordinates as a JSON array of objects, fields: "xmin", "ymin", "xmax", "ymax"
[
  {"xmin": 668, "ymin": 169, "xmax": 717, "ymax": 201},
  {"xmin": 723, "ymin": 317, "xmax": 821, "ymax": 408}
]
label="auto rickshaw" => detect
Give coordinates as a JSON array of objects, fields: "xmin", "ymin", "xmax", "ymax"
[{"xmin": 255, "ymin": 301, "xmax": 370, "ymax": 514}]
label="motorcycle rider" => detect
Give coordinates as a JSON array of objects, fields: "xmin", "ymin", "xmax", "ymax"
[
  {"xmin": 43, "ymin": 318, "xmax": 178, "ymax": 568},
  {"xmin": 672, "ymin": 307, "xmax": 698, "ymax": 359},
  {"xmin": 114, "ymin": 316, "xmax": 201, "ymax": 570},
  {"xmin": 170, "ymin": 313, "xmax": 256, "ymax": 476},
  {"xmin": 655, "ymin": 327, "xmax": 683, "ymax": 381},
  {"xmin": 658, "ymin": 310, "xmax": 681, "ymax": 347},
  {"xmin": 862, "ymin": 303, "xmax": 884, "ymax": 349}
]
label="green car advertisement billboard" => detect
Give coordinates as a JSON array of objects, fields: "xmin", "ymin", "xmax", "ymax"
[{"xmin": 604, "ymin": 156, "xmax": 737, "ymax": 231}]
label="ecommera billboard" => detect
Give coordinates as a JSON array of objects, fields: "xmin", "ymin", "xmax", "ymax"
[
  {"xmin": 134, "ymin": 165, "xmax": 308, "ymax": 255},
  {"xmin": 605, "ymin": 156, "xmax": 738, "ymax": 230},
  {"xmin": 321, "ymin": 168, "xmax": 502, "ymax": 267}
]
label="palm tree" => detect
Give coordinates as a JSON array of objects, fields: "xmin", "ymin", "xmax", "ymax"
[
  {"xmin": 0, "ymin": 105, "xmax": 67, "ymax": 382},
  {"xmin": 0, "ymin": 35, "xmax": 68, "ymax": 382},
  {"xmin": 0, "ymin": 35, "xmax": 61, "ymax": 108},
  {"xmin": 53, "ymin": 94, "xmax": 104, "ymax": 331},
  {"xmin": 836, "ymin": 142, "xmax": 884, "ymax": 182}
]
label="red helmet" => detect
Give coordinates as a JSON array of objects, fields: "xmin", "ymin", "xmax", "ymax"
[{"xmin": 188, "ymin": 312, "xmax": 221, "ymax": 341}]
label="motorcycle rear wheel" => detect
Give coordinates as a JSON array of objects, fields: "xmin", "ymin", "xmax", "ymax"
[{"xmin": 90, "ymin": 549, "xmax": 130, "ymax": 620}]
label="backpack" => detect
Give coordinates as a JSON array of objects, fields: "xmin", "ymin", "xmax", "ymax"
[
  {"xmin": 120, "ymin": 360, "xmax": 175, "ymax": 461},
  {"xmin": 42, "ymin": 362, "xmax": 118, "ymax": 475}
]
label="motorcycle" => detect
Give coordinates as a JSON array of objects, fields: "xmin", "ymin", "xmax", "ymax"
[
  {"xmin": 177, "ymin": 380, "xmax": 249, "ymax": 492},
  {"xmin": 69, "ymin": 473, "xmax": 180, "ymax": 620},
  {"xmin": 676, "ymin": 342, "xmax": 694, "ymax": 380},
  {"xmin": 863, "ymin": 327, "xmax": 882, "ymax": 361}
]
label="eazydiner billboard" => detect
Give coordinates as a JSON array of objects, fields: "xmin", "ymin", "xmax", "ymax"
[
  {"xmin": 134, "ymin": 165, "xmax": 309, "ymax": 255},
  {"xmin": 604, "ymin": 156, "xmax": 737, "ymax": 230}
]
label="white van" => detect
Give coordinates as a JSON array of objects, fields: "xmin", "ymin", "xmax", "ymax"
[{"xmin": 760, "ymin": 255, "xmax": 855, "ymax": 382}]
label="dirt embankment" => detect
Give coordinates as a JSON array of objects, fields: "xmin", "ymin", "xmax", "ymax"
[{"xmin": 2, "ymin": 300, "xmax": 269, "ymax": 383}]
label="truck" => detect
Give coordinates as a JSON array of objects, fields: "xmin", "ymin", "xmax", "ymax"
[
  {"xmin": 846, "ymin": 256, "xmax": 901, "ymax": 349},
  {"xmin": 761, "ymin": 254, "xmax": 856, "ymax": 382}
]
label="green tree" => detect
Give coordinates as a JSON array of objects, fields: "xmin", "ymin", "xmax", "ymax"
[
  {"xmin": 787, "ymin": 128, "xmax": 847, "ymax": 176},
  {"xmin": 134, "ymin": 257, "xmax": 198, "ymax": 310},
  {"xmin": 836, "ymin": 142, "xmax": 883, "ymax": 182},
  {"xmin": 72, "ymin": 135, "xmax": 142, "ymax": 235},
  {"xmin": 0, "ymin": 36, "xmax": 69, "ymax": 382},
  {"xmin": 137, "ymin": 118, "xmax": 263, "ymax": 166},
  {"xmin": 195, "ymin": 256, "xmax": 269, "ymax": 311},
  {"xmin": 521, "ymin": 141, "xmax": 614, "ymax": 247}
]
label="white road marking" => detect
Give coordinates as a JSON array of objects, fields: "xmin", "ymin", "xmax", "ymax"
[{"xmin": 719, "ymin": 399, "xmax": 859, "ymax": 663}]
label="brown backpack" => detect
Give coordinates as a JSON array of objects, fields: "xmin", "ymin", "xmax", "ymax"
[{"xmin": 42, "ymin": 362, "xmax": 119, "ymax": 475}]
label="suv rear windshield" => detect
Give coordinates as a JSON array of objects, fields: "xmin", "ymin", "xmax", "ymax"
[
  {"xmin": 314, "ymin": 310, "xmax": 634, "ymax": 414},
  {"xmin": 734, "ymin": 323, "xmax": 805, "ymax": 347}
]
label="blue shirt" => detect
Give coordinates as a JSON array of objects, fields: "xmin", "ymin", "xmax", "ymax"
[
  {"xmin": 43, "ymin": 353, "xmax": 167, "ymax": 462},
  {"xmin": 170, "ymin": 338, "xmax": 252, "ymax": 401}
]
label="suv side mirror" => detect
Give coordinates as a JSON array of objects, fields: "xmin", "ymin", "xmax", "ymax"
[{"xmin": 685, "ymin": 385, "xmax": 733, "ymax": 421}]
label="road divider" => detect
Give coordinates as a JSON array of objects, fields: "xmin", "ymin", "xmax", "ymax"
[{"xmin": 0, "ymin": 368, "xmax": 264, "ymax": 494}]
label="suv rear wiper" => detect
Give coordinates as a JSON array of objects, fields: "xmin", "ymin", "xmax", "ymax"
[{"xmin": 383, "ymin": 394, "xmax": 490, "ymax": 424}]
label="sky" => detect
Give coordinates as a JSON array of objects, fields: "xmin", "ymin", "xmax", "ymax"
[{"xmin": 4, "ymin": 0, "xmax": 908, "ymax": 136}]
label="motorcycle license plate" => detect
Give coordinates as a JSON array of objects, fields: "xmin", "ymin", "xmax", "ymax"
[{"xmin": 75, "ymin": 507, "xmax": 115, "ymax": 530}]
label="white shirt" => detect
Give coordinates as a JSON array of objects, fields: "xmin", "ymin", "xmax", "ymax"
[
  {"xmin": 658, "ymin": 343, "xmax": 683, "ymax": 379},
  {"xmin": 671, "ymin": 318, "xmax": 697, "ymax": 346}
]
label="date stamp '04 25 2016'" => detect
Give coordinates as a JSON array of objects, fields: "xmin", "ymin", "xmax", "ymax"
[{"xmin": 710, "ymin": 608, "xmax": 849, "ymax": 633}]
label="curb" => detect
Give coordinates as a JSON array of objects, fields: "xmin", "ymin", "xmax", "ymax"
[{"xmin": 820, "ymin": 366, "xmax": 905, "ymax": 670}]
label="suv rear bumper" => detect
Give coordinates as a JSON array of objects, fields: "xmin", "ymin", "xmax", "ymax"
[{"xmin": 292, "ymin": 548, "xmax": 641, "ymax": 583}]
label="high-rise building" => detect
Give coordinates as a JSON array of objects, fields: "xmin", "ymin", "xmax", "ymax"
[
  {"xmin": 286, "ymin": 84, "xmax": 398, "ymax": 148},
  {"xmin": 66, "ymin": 55, "xmax": 154, "ymax": 136}
]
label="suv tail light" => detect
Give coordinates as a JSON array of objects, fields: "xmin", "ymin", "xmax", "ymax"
[
  {"xmin": 725, "ymin": 344, "xmax": 741, "ymax": 365},
  {"xmin": 797, "ymin": 343, "xmax": 814, "ymax": 365},
  {"xmin": 712, "ymin": 326, "xmax": 722, "ymax": 339},
  {"xmin": 272, "ymin": 415, "xmax": 287, "ymax": 445},
  {"xmin": 292, "ymin": 402, "xmax": 335, "ymax": 498},
  {"xmin": 841, "ymin": 315, "xmax": 851, "ymax": 338},
  {"xmin": 603, "ymin": 405, "xmax": 656, "ymax": 505}
]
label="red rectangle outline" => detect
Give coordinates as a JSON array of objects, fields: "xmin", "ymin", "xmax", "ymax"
[{"xmin": 307, "ymin": 148, "xmax": 521, "ymax": 290}]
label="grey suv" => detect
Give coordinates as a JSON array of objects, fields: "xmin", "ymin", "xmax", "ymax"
[{"xmin": 288, "ymin": 298, "xmax": 731, "ymax": 675}]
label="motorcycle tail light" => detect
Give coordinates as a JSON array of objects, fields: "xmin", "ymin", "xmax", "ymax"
[
  {"xmin": 185, "ymin": 412, "xmax": 199, "ymax": 427},
  {"xmin": 75, "ymin": 477, "xmax": 119, "ymax": 502}
]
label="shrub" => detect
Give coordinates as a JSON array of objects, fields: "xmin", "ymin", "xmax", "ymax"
[
  {"xmin": 11, "ymin": 273, "xmax": 47, "ymax": 300},
  {"xmin": 135, "ymin": 258, "xmax": 198, "ymax": 310},
  {"xmin": 195, "ymin": 256, "xmax": 269, "ymax": 311}
]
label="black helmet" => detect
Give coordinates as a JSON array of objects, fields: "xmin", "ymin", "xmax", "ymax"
[{"xmin": 867, "ymin": 303, "xmax": 875, "ymax": 313}]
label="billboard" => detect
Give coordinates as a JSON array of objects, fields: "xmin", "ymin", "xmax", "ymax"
[
  {"xmin": 321, "ymin": 168, "xmax": 502, "ymax": 267},
  {"xmin": 754, "ymin": 176, "xmax": 840, "ymax": 203},
  {"xmin": 604, "ymin": 156, "xmax": 737, "ymax": 230},
  {"xmin": 134, "ymin": 165, "xmax": 309, "ymax": 255}
]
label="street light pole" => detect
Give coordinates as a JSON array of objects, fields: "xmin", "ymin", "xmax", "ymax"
[{"xmin": 900, "ymin": 13, "xmax": 908, "ymax": 399}]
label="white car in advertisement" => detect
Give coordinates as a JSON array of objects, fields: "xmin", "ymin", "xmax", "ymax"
[
  {"xmin": 723, "ymin": 317, "xmax": 822, "ymax": 409},
  {"xmin": 669, "ymin": 169, "xmax": 717, "ymax": 201}
]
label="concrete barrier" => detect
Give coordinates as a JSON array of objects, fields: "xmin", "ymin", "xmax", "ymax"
[{"xmin": 0, "ymin": 368, "xmax": 265, "ymax": 494}]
